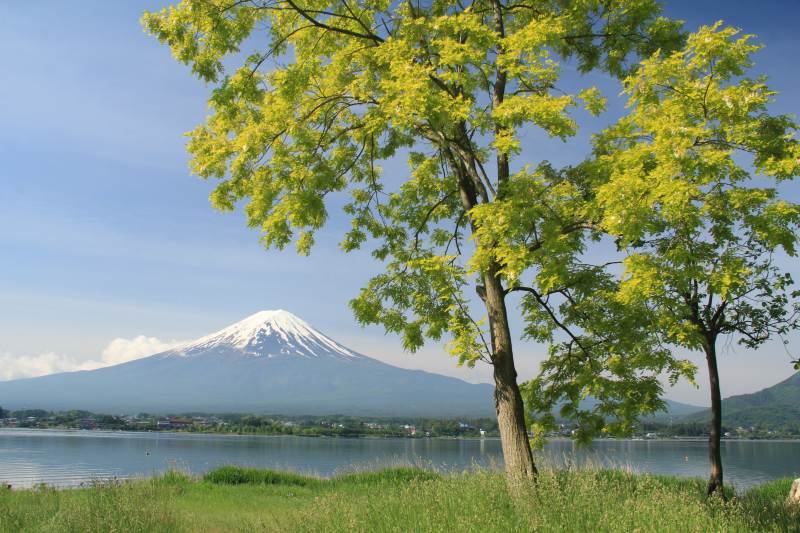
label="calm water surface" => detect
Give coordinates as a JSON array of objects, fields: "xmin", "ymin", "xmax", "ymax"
[{"xmin": 1, "ymin": 429, "xmax": 798, "ymax": 490}]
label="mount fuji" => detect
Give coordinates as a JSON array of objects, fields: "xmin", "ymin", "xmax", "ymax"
[{"xmin": 0, "ymin": 310, "xmax": 495, "ymax": 416}]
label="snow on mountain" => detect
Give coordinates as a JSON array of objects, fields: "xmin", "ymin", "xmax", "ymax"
[{"xmin": 174, "ymin": 310, "xmax": 360, "ymax": 360}]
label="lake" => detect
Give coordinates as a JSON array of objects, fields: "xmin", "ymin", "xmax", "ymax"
[{"xmin": 1, "ymin": 429, "xmax": 798, "ymax": 490}]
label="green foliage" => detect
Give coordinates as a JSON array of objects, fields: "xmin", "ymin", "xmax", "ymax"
[{"xmin": 522, "ymin": 281, "xmax": 694, "ymax": 441}]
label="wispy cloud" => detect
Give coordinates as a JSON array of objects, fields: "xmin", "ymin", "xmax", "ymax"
[
  {"xmin": 0, "ymin": 336, "xmax": 186, "ymax": 381},
  {"xmin": 101, "ymin": 336, "xmax": 185, "ymax": 365},
  {"xmin": 0, "ymin": 352, "xmax": 94, "ymax": 381}
]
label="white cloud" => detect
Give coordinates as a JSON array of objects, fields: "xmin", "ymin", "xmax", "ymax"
[
  {"xmin": 0, "ymin": 336, "xmax": 186, "ymax": 381},
  {"xmin": 0, "ymin": 352, "xmax": 94, "ymax": 381},
  {"xmin": 100, "ymin": 335, "xmax": 185, "ymax": 365}
]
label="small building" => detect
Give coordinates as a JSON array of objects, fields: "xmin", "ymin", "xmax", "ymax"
[{"xmin": 161, "ymin": 416, "xmax": 194, "ymax": 429}]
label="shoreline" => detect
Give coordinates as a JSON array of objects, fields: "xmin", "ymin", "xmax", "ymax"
[
  {"xmin": 2, "ymin": 426, "xmax": 799, "ymax": 442},
  {"xmin": 2, "ymin": 428, "xmax": 798, "ymax": 493}
]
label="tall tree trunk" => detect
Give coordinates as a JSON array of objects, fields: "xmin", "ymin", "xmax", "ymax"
[
  {"xmin": 483, "ymin": 265, "xmax": 538, "ymax": 482},
  {"xmin": 484, "ymin": 4, "xmax": 534, "ymax": 482},
  {"xmin": 444, "ymin": 138, "xmax": 535, "ymax": 482},
  {"xmin": 704, "ymin": 338, "xmax": 724, "ymax": 496}
]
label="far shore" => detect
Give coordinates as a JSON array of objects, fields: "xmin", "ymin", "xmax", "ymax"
[{"xmin": 2, "ymin": 426, "xmax": 798, "ymax": 442}]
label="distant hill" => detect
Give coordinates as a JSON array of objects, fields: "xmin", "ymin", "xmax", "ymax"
[
  {"xmin": 650, "ymin": 399, "xmax": 706, "ymax": 419},
  {"xmin": 683, "ymin": 372, "xmax": 800, "ymax": 430}
]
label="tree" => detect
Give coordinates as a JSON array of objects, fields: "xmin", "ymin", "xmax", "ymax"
[
  {"xmin": 143, "ymin": 0, "xmax": 686, "ymax": 481},
  {"xmin": 595, "ymin": 23, "xmax": 800, "ymax": 495}
]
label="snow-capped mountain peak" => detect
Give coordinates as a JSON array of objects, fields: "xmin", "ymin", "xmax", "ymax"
[
  {"xmin": 0, "ymin": 309, "xmax": 495, "ymax": 416},
  {"xmin": 175, "ymin": 309, "xmax": 360, "ymax": 360}
]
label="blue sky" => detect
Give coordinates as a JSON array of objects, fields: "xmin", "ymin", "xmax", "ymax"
[{"xmin": 1, "ymin": 0, "xmax": 798, "ymax": 405}]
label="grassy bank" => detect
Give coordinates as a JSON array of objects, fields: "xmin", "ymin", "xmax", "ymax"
[{"xmin": 0, "ymin": 466, "xmax": 797, "ymax": 532}]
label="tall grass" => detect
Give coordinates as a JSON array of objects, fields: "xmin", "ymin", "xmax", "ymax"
[
  {"xmin": 1, "ymin": 466, "xmax": 797, "ymax": 532},
  {"xmin": 0, "ymin": 479, "xmax": 179, "ymax": 532},
  {"xmin": 268, "ymin": 467, "xmax": 799, "ymax": 532},
  {"xmin": 203, "ymin": 465, "xmax": 318, "ymax": 487}
]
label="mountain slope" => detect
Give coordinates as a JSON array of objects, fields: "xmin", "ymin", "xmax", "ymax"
[
  {"xmin": 682, "ymin": 372, "xmax": 800, "ymax": 428},
  {"xmin": 659, "ymin": 400, "xmax": 706, "ymax": 417},
  {"xmin": 0, "ymin": 311, "xmax": 495, "ymax": 417}
]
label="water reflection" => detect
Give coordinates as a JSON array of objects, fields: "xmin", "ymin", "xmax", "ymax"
[{"xmin": 0, "ymin": 429, "xmax": 797, "ymax": 490}]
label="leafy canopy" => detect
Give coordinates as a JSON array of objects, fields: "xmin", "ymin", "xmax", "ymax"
[
  {"xmin": 525, "ymin": 24, "xmax": 800, "ymax": 442},
  {"xmin": 594, "ymin": 22, "xmax": 800, "ymax": 356},
  {"xmin": 143, "ymin": 0, "xmax": 696, "ymax": 434}
]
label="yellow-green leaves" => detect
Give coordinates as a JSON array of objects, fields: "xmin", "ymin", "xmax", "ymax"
[
  {"xmin": 579, "ymin": 87, "xmax": 607, "ymax": 117},
  {"xmin": 142, "ymin": 1, "xmax": 263, "ymax": 83},
  {"xmin": 469, "ymin": 165, "xmax": 590, "ymax": 287},
  {"xmin": 597, "ymin": 22, "xmax": 800, "ymax": 354},
  {"xmin": 493, "ymin": 94, "xmax": 577, "ymax": 140}
]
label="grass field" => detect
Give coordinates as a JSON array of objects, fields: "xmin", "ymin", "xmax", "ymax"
[{"xmin": 0, "ymin": 465, "xmax": 797, "ymax": 532}]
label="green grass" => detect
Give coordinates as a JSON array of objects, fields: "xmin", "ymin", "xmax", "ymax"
[
  {"xmin": 202, "ymin": 465, "xmax": 319, "ymax": 487},
  {"xmin": 0, "ymin": 466, "xmax": 797, "ymax": 532}
]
